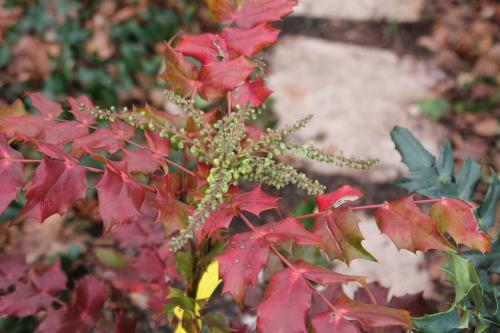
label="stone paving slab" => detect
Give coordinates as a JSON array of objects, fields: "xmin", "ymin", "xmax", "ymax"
[
  {"xmin": 294, "ymin": 0, "xmax": 424, "ymax": 22},
  {"xmin": 269, "ymin": 36, "xmax": 445, "ymax": 183}
]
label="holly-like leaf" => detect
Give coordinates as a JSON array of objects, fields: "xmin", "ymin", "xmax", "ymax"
[
  {"xmin": 199, "ymin": 186, "xmax": 278, "ymax": 240},
  {"xmin": 218, "ymin": 217, "xmax": 319, "ymax": 304},
  {"xmin": 111, "ymin": 220, "xmax": 165, "ymax": 248},
  {"xmin": 72, "ymin": 120, "xmax": 134, "ymax": 155},
  {"xmin": 28, "ymin": 92, "xmax": 62, "ymax": 120},
  {"xmin": 0, "ymin": 283, "xmax": 55, "ymax": 317},
  {"xmin": 475, "ymin": 171, "xmax": 500, "ymax": 230},
  {"xmin": 175, "ymin": 33, "xmax": 228, "ymax": 64},
  {"xmin": 233, "ymin": 78, "xmax": 272, "ymax": 107},
  {"xmin": 160, "ymin": 43, "xmax": 200, "ymax": 97},
  {"xmin": 206, "ymin": 0, "xmax": 298, "ymax": 29},
  {"xmin": 430, "ymin": 199, "xmax": 491, "ymax": 253},
  {"xmin": 0, "ymin": 135, "xmax": 24, "ymax": 215},
  {"xmin": 221, "ymin": 23, "xmax": 280, "ymax": 57},
  {"xmin": 122, "ymin": 149, "xmax": 160, "ymax": 174},
  {"xmin": 315, "ymin": 185, "xmax": 363, "ymax": 211},
  {"xmin": 95, "ymin": 162, "xmax": 145, "ymax": 230},
  {"xmin": 31, "ymin": 259, "xmax": 67, "ymax": 295},
  {"xmin": 198, "ymin": 56, "xmax": 254, "ymax": 100},
  {"xmin": 19, "ymin": 156, "xmax": 87, "ymax": 222},
  {"xmin": 311, "ymin": 311, "xmax": 360, "ymax": 333},
  {"xmin": 37, "ymin": 275, "xmax": 106, "ymax": 333},
  {"xmin": 41, "ymin": 120, "xmax": 89, "ymax": 145},
  {"xmin": 0, "ymin": 254, "xmax": 27, "ymax": 290},
  {"xmin": 444, "ymin": 253, "xmax": 484, "ymax": 310},
  {"xmin": 313, "ymin": 208, "xmax": 374, "ymax": 264},
  {"xmin": 145, "ymin": 130, "xmax": 170, "ymax": 159},
  {"xmin": 375, "ymin": 196, "xmax": 455, "ymax": 253},
  {"xmin": 256, "ymin": 266, "xmax": 312, "ymax": 333},
  {"xmin": 67, "ymin": 95, "xmax": 95, "ymax": 125}
]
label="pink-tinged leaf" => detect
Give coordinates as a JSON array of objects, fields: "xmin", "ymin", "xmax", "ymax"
[
  {"xmin": 0, "ymin": 283, "xmax": 54, "ymax": 317},
  {"xmin": 199, "ymin": 56, "xmax": 254, "ymax": 100},
  {"xmin": 293, "ymin": 260, "xmax": 365, "ymax": 286},
  {"xmin": 430, "ymin": 199, "xmax": 491, "ymax": 253},
  {"xmin": 19, "ymin": 157, "xmax": 87, "ymax": 222},
  {"xmin": 175, "ymin": 33, "xmax": 228, "ymax": 64},
  {"xmin": 234, "ymin": 78, "xmax": 272, "ymax": 107},
  {"xmin": 256, "ymin": 267, "xmax": 312, "ymax": 333},
  {"xmin": 311, "ymin": 312, "xmax": 360, "ymax": 333},
  {"xmin": 333, "ymin": 296, "xmax": 412, "ymax": 330},
  {"xmin": 218, "ymin": 218, "xmax": 319, "ymax": 304},
  {"xmin": 145, "ymin": 130, "xmax": 170, "ymax": 158},
  {"xmin": 41, "ymin": 120, "xmax": 88, "ymax": 145},
  {"xmin": 199, "ymin": 186, "xmax": 279, "ymax": 240},
  {"xmin": 28, "ymin": 92, "xmax": 62, "ymax": 119},
  {"xmin": 122, "ymin": 149, "xmax": 160, "ymax": 174},
  {"xmin": 131, "ymin": 249, "xmax": 166, "ymax": 284},
  {"xmin": 95, "ymin": 162, "xmax": 146, "ymax": 230},
  {"xmin": 206, "ymin": 0, "xmax": 298, "ymax": 29},
  {"xmin": 111, "ymin": 220, "xmax": 165, "ymax": 248},
  {"xmin": 160, "ymin": 43, "xmax": 200, "ymax": 97},
  {"xmin": 313, "ymin": 207, "xmax": 374, "ymax": 264},
  {"xmin": 37, "ymin": 276, "xmax": 106, "ymax": 333},
  {"xmin": 67, "ymin": 95, "xmax": 95, "ymax": 124},
  {"xmin": 0, "ymin": 135, "xmax": 24, "ymax": 215},
  {"xmin": 72, "ymin": 128, "xmax": 125, "ymax": 155},
  {"xmin": 31, "ymin": 259, "xmax": 67, "ymax": 295},
  {"xmin": 0, "ymin": 254, "xmax": 27, "ymax": 290},
  {"xmin": 110, "ymin": 120, "xmax": 135, "ymax": 140},
  {"xmin": 0, "ymin": 115, "xmax": 48, "ymax": 140},
  {"xmin": 315, "ymin": 185, "xmax": 363, "ymax": 212},
  {"xmin": 153, "ymin": 181, "xmax": 193, "ymax": 234},
  {"xmin": 221, "ymin": 23, "xmax": 280, "ymax": 56},
  {"xmin": 309, "ymin": 285, "xmax": 344, "ymax": 318},
  {"xmin": 375, "ymin": 195, "xmax": 456, "ymax": 253}
]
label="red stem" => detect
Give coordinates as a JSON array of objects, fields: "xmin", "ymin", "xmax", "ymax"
[
  {"xmin": 236, "ymin": 210, "xmax": 338, "ymax": 313},
  {"xmin": 294, "ymin": 198, "xmax": 442, "ymax": 220}
]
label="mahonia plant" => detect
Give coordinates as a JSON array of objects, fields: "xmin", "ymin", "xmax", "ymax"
[{"xmin": 0, "ymin": 0, "xmax": 496, "ymax": 332}]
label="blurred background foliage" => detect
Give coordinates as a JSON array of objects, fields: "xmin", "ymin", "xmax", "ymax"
[{"xmin": 0, "ymin": 0, "xmax": 211, "ymax": 107}]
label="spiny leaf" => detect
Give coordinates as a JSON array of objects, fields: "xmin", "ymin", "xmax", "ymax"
[
  {"xmin": 95, "ymin": 161, "xmax": 145, "ymax": 230},
  {"xmin": 374, "ymin": 195, "xmax": 455, "ymax": 253},
  {"xmin": 455, "ymin": 159, "xmax": 482, "ymax": 200},
  {"xmin": 444, "ymin": 253, "xmax": 484, "ymax": 310},
  {"xmin": 28, "ymin": 92, "xmax": 62, "ymax": 120},
  {"xmin": 391, "ymin": 126, "xmax": 435, "ymax": 172},
  {"xmin": 233, "ymin": 78, "xmax": 272, "ymax": 107},
  {"xmin": 315, "ymin": 185, "xmax": 363, "ymax": 211},
  {"xmin": 475, "ymin": 171, "xmax": 500, "ymax": 230},
  {"xmin": 218, "ymin": 217, "xmax": 319, "ymax": 304},
  {"xmin": 221, "ymin": 23, "xmax": 280, "ymax": 57},
  {"xmin": 160, "ymin": 43, "xmax": 200, "ymax": 97},
  {"xmin": 430, "ymin": 199, "xmax": 491, "ymax": 253},
  {"xmin": 175, "ymin": 33, "xmax": 228, "ymax": 64},
  {"xmin": 0, "ymin": 135, "xmax": 24, "ymax": 215}
]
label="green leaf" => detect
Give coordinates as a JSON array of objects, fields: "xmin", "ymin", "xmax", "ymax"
[
  {"xmin": 94, "ymin": 247, "xmax": 126, "ymax": 268},
  {"xmin": 456, "ymin": 159, "xmax": 482, "ymax": 200},
  {"xmin": 413, "ymin": 307, "xmax": 461, "ymax": 333},
  {"xmin": 475, "ymin": 172, "xmax": 500, "ymax": 230},
  {"xmin": 436, "ymin": 140, "xmax": 454, "ymax": 183},
  {"xmin": 444, "ymin": 253, "xmax": 483, "ymax": 311},
  {"xmin": 391, "ymin": 126, "xmax": 435, "ymax": 171},
  {"xmin": 175, "ymin": 250, "xmax": 195, "ymax": 280},
  {"xmin": 202, "ymin": 312, "xmax": 232, "ymax": 333},
  {"xmin": 418, "ymin": 98, "xmax": 450, "ymax": 120}
]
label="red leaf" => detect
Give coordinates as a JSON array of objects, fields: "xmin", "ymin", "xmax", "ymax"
[
  {"xmin": 221, "ymin": 23, "xmax": 280, "ymax": 56},
  {"xmin": 122, "ymin": 149, "xmax": 160, "ymax": 174},
  {"xmin": 0, "ymin": 135, "xmax": 24, "ymax": 215},
  {"xmin": 315, "ymin": 185, "xmax": 363, "ymax": 212},
  {"xmin": 28, "ymin": 92, "xmax": 62, "ymax": 119},
  {"xmin": 199, "ymin": 56, "xmax": 254, "ymax": 100},
  {"xmin": 313, "ymin": 207, "xmax": 374, "ymax": 264},
  {"xmin": 95, "ymin": 162, "xmax": 146, "ymax": 230},
  {"xmin": 37, "ymin": 276, "xmax": 106, "ymax": 333},
  {"xmin": 41, "ymin": 121, "xmax": 89, "ymax": 145},
  {"xmin": 206, "ymin": 0, "xmax": 298, "ymax": 29},
  {"xmin": 32, "ymin": 259, "xmax": 67, "ymax": 295},
  {"xmin": 131, "ymin": 249, "xmax": 166, "ymax": 284},
  {"xmin": 145, "ymin": 130, "xmax": 170, "ymax": 158},
  {"xmin": 111, "ymin": 220, "xmax": 165, "ymax": 248},
  {"xmin": 256, "ymin": 267, "xmax": 311, "ymax": 333},
  {"xmin": 199, "ymin": 186, "xmax": 278, "ymax": 240},
  {"xmin": 20, "ymin": 157, "xmax": 87, "ymax": 222},
  {"xmin": 0, "ymin": 283, "xmax": 54, "ymax": 317},
  {"xmin": 234, "ymin": 78, "xmax": 272, "ymax": 107},
  {"xmin": 311, "ymin": 312, "xmax": 360, "ymax": 333},
  {"xmin": 375, "ymin": 196, "xmax": 456, "ymax": 253},
  {"xmin": 67, "ymin": 95, "xmax": 95, "ymax": 125},
  {"xmin": 115, "ymin": 313, "xmax": 137, "ymax": 333},
  {"xmin": 0, "ymin": 254, "xmax": 27, "ymax": 290},
  {"xmin": 218, "ymin": 218, "xmax": 319, "ymax": 304},
  {"xmin": 293, "ymin": 260, "xmax": 365, "ymax": 286},
  {"xmin": 175, "ymin": 33, "xmax": 228, "ymax": 64},
  {"xmin": 160, "ymin": 43, "xmax": 200, "ymax": 97},
  {"xmin": 430, "ymin": 199, "xmax": 491, "ymax": 253},
  {"xmin": 0, "ymin": 115, "xmax": 48, "ymax": 141},
  {"xmin": 72, "ymin": 128, "xmax": 125, "ymax": 155}
]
